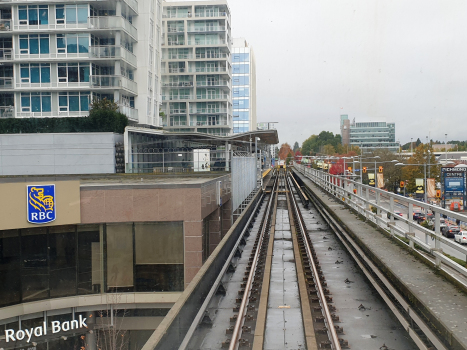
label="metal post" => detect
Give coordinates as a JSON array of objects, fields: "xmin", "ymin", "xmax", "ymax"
[{"xmin": 424, "ymin": 163, "xmax": 427, "ymax": 203}]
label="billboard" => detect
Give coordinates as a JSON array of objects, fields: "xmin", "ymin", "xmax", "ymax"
[
  {"xmin": 415, "ymin": 178, "xmax": 424, "ymax": 194},
  {"xmin": 441, "ymin": 167, "xmax": 467, "ymax": 209}
]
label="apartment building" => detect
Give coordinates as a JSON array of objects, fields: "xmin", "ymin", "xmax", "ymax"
[
  {"xmin": 0, "ymin": 0, "xmax": 161, "ymax": 126},
  {"xmin": 160, "ymin": 0, "xmax": 232, "ymax": 136},
  {"xmin": 232, "ymin": 37, "xmax": 256, "ymax": 133}
]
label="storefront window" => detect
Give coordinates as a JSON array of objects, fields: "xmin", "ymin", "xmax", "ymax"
[
  {"xmin": 0, "ymin": 230, "xmax": 20, "ymax": 307},
  {"xmin": 49, "ymin": 226, "xmax": 76, "ymax": 298},
  {"xmin": 78, "ymin": 225, "xmax": 102, "ymax": 295}
]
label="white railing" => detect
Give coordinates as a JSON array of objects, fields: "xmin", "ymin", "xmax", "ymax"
[
  {"xmin": 162, "ymin": 95, "xmax": 192, "ymax": 101},
  {"xmin": 166, "ymin": 54, "xmax": 193, "ymax": 59},
  {"xmin": 0, "ymin": 48, "xmax": 12, "ymax": 60},
  {"xmin": 89, "ymin": 16, "xmax": 137, "ymax": 39},
  {"xmin": 195, "ymin": 53, "xmax": 229, "ymax": 59},
  {"xmin": 167, "ymin": 41, "xmax": 185, "ymax": 46},
  {"xmin": 196, "ymin": 94, "xmax": 229, "ymax": 100},
  {"xmin": 123, "ymin": 0, "xmax": 138, "ymax": 13},
  {"xmin": 187, "ymin": 25, "xmax": 226, "ymax": 32},
  {"xmin": 0, "ymin": 106, "xmax": 14, "ymax": 118},
  {"xmin": 89, "ymin": 45, "xmax": 137, "ymax": 67},
  {"xmin": 0, "ymin": 77, "xmax": 13, "ymax": 88},
  {"xmin": 189, "ymin": 67, "xmax": 228, "ymax": 73},
  {"xmin": 162, "ymin": 81, "xmax": 193, "ymax": 87},
  {"xmin": 91, "ymin": 75, "xmax": 137, "ymax": 94},
  {"xmin": 169, "ymin": 109, "xmax": 187, "ymax": 114},
  {"xmin": 168, "ymin": 120, "xmax": 188, "ymax": 126},
  {"xmin": 294, "ymin": 162, "xmax": 467, "ymax": 278},
  {"xmin": 118, "ymin": 104, "xmax": 138, "ymax": 121},
  {"xmin": 167, "ymin": 27, "xmax": 184, "ymax": 33},
  {"xmin": 190, "ymin": 108, "xmax": 228, "ymax": 114},
  {"xmin": 187, "ymin": 39, "xmax": 227, "ymax": 46},
  {"xmin": 190, "ymin": 120, "xmax": 228, "ymax": 126},
  {"xmin": 196, "ymin": 80, "xmax": 229, "ymax": 87},
  {"xmin": 194, "ymin": 11, "xmax": 228, "ymax": 18},
  {"xmin": 16, "ymin": 81, "xmax": 91, "ymax": 89}
]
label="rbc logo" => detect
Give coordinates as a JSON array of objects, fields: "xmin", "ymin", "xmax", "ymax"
[{"xmin": 27, "ymin": 185, "xmax": 56, "ymax": 224}]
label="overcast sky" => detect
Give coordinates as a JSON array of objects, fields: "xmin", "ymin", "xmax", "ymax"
[{"xmin": 225, "ymin": 0, "xmax": 467, "ymax": 147}]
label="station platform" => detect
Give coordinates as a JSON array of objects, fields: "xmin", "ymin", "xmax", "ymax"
[{"xmin": 293, "ymin": 170, "xmax": 467, "ymax": 350}]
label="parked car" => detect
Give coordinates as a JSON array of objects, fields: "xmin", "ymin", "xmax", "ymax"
[{"xmin": 454, "ymin": 231, "xmax": 467, "ymax": 244}]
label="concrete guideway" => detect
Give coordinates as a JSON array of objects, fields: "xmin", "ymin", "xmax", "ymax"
[{"xmin": 293, "ymin": 168, "xmax": 467, "ymax": 350}]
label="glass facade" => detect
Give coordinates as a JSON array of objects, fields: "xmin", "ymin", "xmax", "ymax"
[
  {"xmin": 348, "ymin": 120, "xmax": 399, "ymax": 152},
  {"xmin": 232, "ymin": 46, "xmax": 252, "ymax": 134},
  {"xmin": 0, "ymin": 222, "xmax": 184, "ymax": 308}
]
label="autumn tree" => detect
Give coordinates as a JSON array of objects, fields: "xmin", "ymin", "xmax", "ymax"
[
  {"xmin": 329, "ymin": 158, "xmax": 344, "ymax": 175},
  {"xmin": 278, "ymin": 143, "xmax": 293, "ymax": 160},
  {"xmin": 294, "ymin": 150, "xmax": 303, "ymax": 164},
  {"xmin": 400, "ymin": 144, "xmax": 438, "ymax": 194}
]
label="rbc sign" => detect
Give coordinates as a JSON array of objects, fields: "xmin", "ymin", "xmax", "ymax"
[{"xmin": 27, "ymin": 185, "xmax": 56, "ymax": 224}]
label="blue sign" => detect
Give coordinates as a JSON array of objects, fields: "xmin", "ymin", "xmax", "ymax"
[
  {"xmin": 445, "ymin": 177, "xmax": 464, "ymax": 192},
  {"xmin": 27, "ymin": 185, "xmax": 56, "ymax": 224}
]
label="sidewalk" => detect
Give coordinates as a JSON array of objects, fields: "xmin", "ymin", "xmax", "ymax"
[{"xmin": 294, "ymin": 170, "xmax": 467, "ymax": 350}]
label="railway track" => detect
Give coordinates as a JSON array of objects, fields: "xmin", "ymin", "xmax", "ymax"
[{"xmin": 182, "ymin": 169, "xmax": 430, "ymax": 350}]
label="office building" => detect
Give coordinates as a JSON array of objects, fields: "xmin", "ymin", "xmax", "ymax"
[
  {"xmin": 340, "ymin": 115, "xmax": 399, "ymax": 153},
  {"xmin": 232, "ymin": 37, "xmax": 256, "ymax": 133},
  {"xmin": 160, "ymin": 0, "xmax": 232, "ymax": 136},
  {"xmin": 0, "ymin": 0, "xmax": 161, "ymax": 126}
]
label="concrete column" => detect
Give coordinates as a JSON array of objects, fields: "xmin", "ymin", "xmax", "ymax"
[{"xmin": 116, "ymin": 1, "xmax": 122, "ymax": 17}]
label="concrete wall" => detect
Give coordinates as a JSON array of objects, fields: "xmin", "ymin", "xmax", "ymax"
[{"xmin": 0, "ymin": 133, "xmax": 122, "ymax": 175}]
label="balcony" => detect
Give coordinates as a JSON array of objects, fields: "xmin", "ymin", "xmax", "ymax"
[
  {"xmin": 194, "ymin": 11, "xmax": 228, "ymax": 18},
  {"xmin": 187, "ymin": 25, "xmax": 226, "ymax": 33},
  {"xmin": 0, "ymin": 77, "xmax": 13, "ymax": 89},
  {"xmin": 168, "ymin": 120, "xmax": 188, "ymax": 126},
  {"xmin": 162, "ymin": 94, "xmax": 192, "ymax": 101},
  {"xmin": 187, "ymin": 39, "xmax": 227, "ymax": 46},
  {"xmin": 190, "ymin": 120, "xmax": 228, "ymax": 126},
  {"xmin": 163, "ymin": 67, "xmax": 187, "ymax": 74},
  {"xmin": 167, "ymin": 40, "xmax": 185, "ymax": 46},
  {"xmin": 167, "ymin": 27, "xmax": 185, "ymax": 33},
  {"xmin": 118, "ymin": 104, "xmax": 138, "ymax": 121},
  {"xmin": 189, "ymin": 67, "xmax": 228, "ymax": 73},
  {"xmin": 196, "ymin": 94, "xmax": 229, "ymax": 100},
  {"xmin": 166, "ymin": 54, "xmax": 193, "ymax": 60},
  {"xmin": 162, "ymin": 81, "xmax": 193, "ymax": 87},
  {"xmin": 190, "ymin": 108, "xmax": 228, "ymax": 114},
  {"xmin": 196, "ymin": 80, "xmax": 229, "ymax": 87},
  {"xmin": 0, "ymin": 106, "xmax": 14, "ymax": 118},
  {"xmin": 0, "ymin": 48, "xmax": 12, "ymax": 61},
  {"xmin": 91, "ymin": 75, "xmax": 137, "ymax": 94},
  {"xmin": 195, "ymin": 53, "xmax": 229, "ymax": 59},
  {"xmin": 0, "ymin": 19, "xmax": 11, "ymax": 31},
  {"xmin": 89, "ymin": 16, "xmax": 137, "ymax": 40},
  {"xmin": 89, "ymin": 45, "xmax": 137, "ymax": 67},
  {"xmin": 169, "ymin": 109, "xmax": 187, "ymax": 114},
  {"xmin": 123, "ymin": 0, "xmax": 138, "ymax": 14}
]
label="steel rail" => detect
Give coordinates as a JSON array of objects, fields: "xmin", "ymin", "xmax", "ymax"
[
  {"xmin": 228, "ymin": 171, "xmax": 279, "ymax": 350},
  {"xmin": 286, "ymin": 172, "xmax": 342, "ymax": 350}
]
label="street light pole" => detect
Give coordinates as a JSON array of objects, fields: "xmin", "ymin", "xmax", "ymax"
[{"xmin": 424, "ymin": 162, "xmax": 427, "ymax": 203}]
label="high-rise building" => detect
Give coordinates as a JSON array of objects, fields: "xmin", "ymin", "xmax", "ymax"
[
  {"xmin": 340, "ymin": 115, "xmax": 399, "ymax": 153},
  {"xmin": 160, "ymin": 0, "xmax": 232, "ymax": 136},
  {"xmin": 0, "ymin": 0, "xmax": 161, "ymax": 126},
  {"xmin": 232, "ymin": 37, "xmax": 256, "ymax": 133}
]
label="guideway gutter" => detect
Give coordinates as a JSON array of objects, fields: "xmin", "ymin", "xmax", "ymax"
[{"xmin": 293, "ymin": 169, "xmax": 467, "ymax": 350}]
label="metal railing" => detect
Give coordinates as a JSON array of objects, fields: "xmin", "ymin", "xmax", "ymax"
[
  {"xmin": 195, "ymin": 53, "xmax": 229, "ymax": 59},
  {"xmin": 162, "ymin": 95, "xmax": 192, "ymax": 100},
  {"xmin": 0, "ymin": 19, "xmax": 11, "ymax": 31},
  {"xmin": 194, "ymin": 11, "xmax": 228, "ymax": 18},
  {"xmin": 195, "ymin": 94, "xmax": 230, "ymax": 100},
  {"xmin": 189, "ymin": 67, "xmax": 228, "ymax": 73},
  {"xmin": 189, "ymin": 120, "xmax": 228, "ymax": 126},
  {"xmin": 0, "ymin": 106, "xmax": 14, "ymax": 118},
  {"xmin": 0, "ymin": 48, "xmax": 12, "ymax": 60},
  {"xmin": 294, "ymin": 163, "xmax": 467, "ymax": 279},
  {"xmin": 187, "ymin": 39, "xmax": 227, "ymax": 46},
  {"xmin": 189, "ymin": 108, "xmax": 228, "ymax": 114},
  {"xmin": 162, "ymin": 81, "xmax": 193, "ymax": 87},
  {"xmin": 0, "ymin": 77, "xmax": 13, "ymax": 88}
]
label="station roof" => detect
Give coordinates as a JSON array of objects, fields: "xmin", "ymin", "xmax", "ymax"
[{"xmin": 125, "ymin": 127, "xmax": 279, "ymax": 146}]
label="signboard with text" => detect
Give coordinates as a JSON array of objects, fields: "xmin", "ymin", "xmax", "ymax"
[{"xmin": 441, "ymin": 167, "xmax": 467, "ymax": 209}]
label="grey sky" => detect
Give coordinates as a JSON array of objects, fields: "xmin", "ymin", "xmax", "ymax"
[{"xmin": 227, "ymin": 0, "xmax": 467, "ymax": 147}]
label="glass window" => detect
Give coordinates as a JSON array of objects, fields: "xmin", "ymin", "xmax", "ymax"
[
  {"xmin": 19, "ymin": 35, "xmax": 49, "ymax": 55},
  {"xmin": 19, "ymin": 5, "xmax": 48, "ymax": 25},
  {"xmin": 20, "ymin": 63, "xmax": 50, "ymax": 83},
  {"xmin": 107, "ymin": 224, "xmax": 134, "ymax": 292},
  {"xmin": 49, "ymin": 226, "xmax": 76, "ymax": 298},
  {"xmin": 78, "ymin": 225, "xmax": 102, "ymax": 295},
  {"xmin": 59, "ymin": 92, "xmax": 89, "ymax": 112},
  {"xmin": 58, "ymin": 63, "xmax": 89, "ymax": 83},
  {"xmin": 134, "ymin": 222, "xmax": 184, "ymax": 292},
  {"xmin": 0, "ymin": 230, "xmax": 20, "ymax": 308},
  {"xmin": 21, "ymin": 228, "xmax": 49, "ymax": 302},
  {"xmin": 57, "ymin": 34, "xmax": 89, "ymax": 54},
  {"xmin": 232, "ymin": 76, "xmax": 249, "ymax": 86},
  {"xmin": 21, "ymin": 92, "xmax": 51, "ymax": 112}
]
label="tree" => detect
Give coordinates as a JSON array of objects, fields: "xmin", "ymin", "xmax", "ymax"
[
  {"xmin": 329, "ymin": 158, "xmax": 344, "ymax": 175},
  {"xmin": 294, "ymin": 150, "xmax": 303, "ymax": 164},
  {"xmin": 401, "ymin": 144, "xmax": 438, "ymax": 194},
  {"xmin": 293, "ymin": 141, "xmax": 300, "ymax": 152},
  {"xmin": 278, "ymin": 143, "xmax": 293, "ymax": 160},
  {"xmin": 89, "ymin": 98, "xmax": 128, "ymax": 134},
  {"xmin": 286, "ymin": 151, "xmax": 294, "ymax": 165},
  {"xmin": 301, "ymin": 131, "xmax": 342, "ymax": 155}
]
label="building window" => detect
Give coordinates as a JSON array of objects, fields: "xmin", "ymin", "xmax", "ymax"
[
  {"xmin": 56, "ymin": 4, "xmax": 88, "ymax": 24},
  {"xmin": 21, "ymin": 92, "xmax": 51, "ymax": 112},
  {"xmin": 59, "ymin": 91, "xmax": 90, "ymax": 112},
  {"xmin": 19, "ymin": 34, "xmax": 49, "ymax": 54},
  {"xmin": 58, "ymin": 62, "xmax": 90, "ymax": 83},
  {"xmin": 232, "ymin": 64, "xmax": 249, "ymax": 74},
  {"xmin": 20, "ymin": 63, "xmax": 50, "ymax": 83},
  {"xmin": 232, "ymin": 76, "xmax": 249, "ymax": 86},
  {"xmin": 57, "ymin": 33, "xmax": 89, "ymax": 53},
  {"xmin": 18, "ymin": 5, "xmax": 48, "ymax": 25}
]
